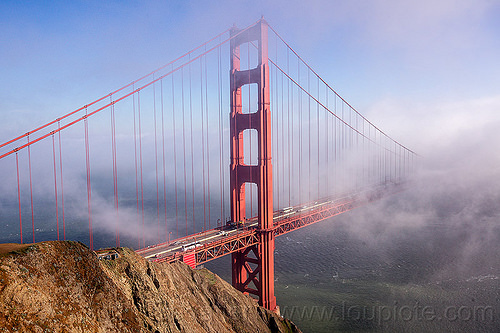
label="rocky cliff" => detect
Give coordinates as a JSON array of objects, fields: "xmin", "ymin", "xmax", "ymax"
[{"xmin": 0, "ymin": 241, "xmax": 300, "ymax": 333}]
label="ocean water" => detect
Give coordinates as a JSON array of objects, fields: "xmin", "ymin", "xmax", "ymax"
[
  {"xmin": 3, "ymin": 186, "xmax": 500, "ymax": 332},
  {"xmin": 205, "ymin": 196, "xmax": 500, "ymax": 333}
]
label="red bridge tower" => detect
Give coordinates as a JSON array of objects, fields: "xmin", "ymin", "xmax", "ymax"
[{"xmin": 230, "ymin": 19, "xmax": 276, "ymax": 311}]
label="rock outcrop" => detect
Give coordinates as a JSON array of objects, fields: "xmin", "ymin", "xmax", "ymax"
[{"xmin": 0, "ymin": 241, "xmax": 300, "ymax": 333}]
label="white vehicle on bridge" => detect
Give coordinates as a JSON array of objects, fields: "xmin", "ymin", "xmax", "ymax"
[{"xmin": 182, "ymin": 241, "xmax": 201, "ymax": 251}]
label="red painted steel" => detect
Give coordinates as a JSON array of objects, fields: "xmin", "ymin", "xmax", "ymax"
[
  {"xmin": 230, "ymin": 18, "xmax": 276, "ymax": 311},
  {"xmin": 182, "ymin": 251, "xmax": 196, "ymax": 269},
  {"xmin": 15, "ymin": 153, "xmax": 23, "ymax": 244},
  {"xmin": 57, "ymin": 124, "xmax": 66, "ymax": 241},
  {"xmin": 150, "ymin": 228, "xmax": 260, "ymax": 265},
  {"xmin": 27, "ymin": 138, "xmax": 35, "ymax": 243}
]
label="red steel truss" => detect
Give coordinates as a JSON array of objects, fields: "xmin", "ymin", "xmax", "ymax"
[{"xmin": 152, "ymin": 183, "xmax": 404, "ymax": 280}]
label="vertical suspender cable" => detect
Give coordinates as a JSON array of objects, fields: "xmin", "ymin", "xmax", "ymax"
[
  {"xmin": 189, "ymin": 60, "xmax": 196, "ymax": 234},
  {"xmin": 341, "ymin": 103, "xmax": 344, "ymax": 190},
  {"xmin": 402, "ymin": 148, "xmax": 405, "ymax": 179},
  {"xmin": 380, "ymin": 134, "xmax": 383, "ymax": 183},
  {"xmin": 298, "ymin": 58, "xmax": 302, "ymax": 204},
  {"xmin": 280, "ymin": 60, "xmax": 285, "ymax": 209},
  {"xmin": 325, "ymin": 85, "xmax": 329, "ymax": 197},
  {"xmin": 182, "ymin": 67, "xmax": 188, "ymax": 236},
  {"xmin": 356, "ymin": 112, "xmax": 359, "ymax": 188},
  {"xmin": 137, "ymin": 92, "xmax": 145, "ymax": 247},
  {"xmin": 276, "ymin": 35, "xmax": 282, "ymax": 210},
  {"xmin": 361, "ymin": 120, "xmax": 364, "ymax": 186},
  {"xmin": 153, "ymin": 78, "xmax": 161, "ymax": 243},
  {"xmin": 52, "ymin": 134, "xmax": 59, "ymax": 240},
  {"xmin": 290, "ymin": 63, "xmax": 294, "ymax": 205},
  {"xmin": 375, "ymin": 131, "xmax": 377, "ymax": 184},
  {"xmin": 172, "ymin": 68, "xmax": 179, "ymax": 239},
  {"xmin": 160, "ymin": 79, "xmax": 168, "ymax": 242},
  {"xmin": 217, "ymin": 42, "xmax": 224, "ymax": 225},
  {"xmin": 317, "ymin": 76, "xmax": 320, "ymax": 199},
  {"xmin": 16, "ymin": 152, "xmax": 23, "ymax": 244},
  {"xmin": 204, "ymin": 49, "xmax": 211, "ymax": 230},
  {"xmin": 27, "ymin": 136, "xmax": 35, "ymax": 243},
  {"xmin": 334, "ymin": 95, "xmax": 337, "ymax": 193},
  {"xmin": 273, "ymin": 58, "xmax": 279, "ymax": 210},
  {"xmin": 399, "ymin": 145, "xmax": 402, "ymax": 181},
  {"xmin": 307, "ymin": 70, "xmax": 311, "ymax": 202},
  {"xmin": 372, "ymin": 126, "xmax": 375, "ymax": 184},
  {"xmin": 57, "ymin": 122, "xmax": 66, "ymax": 241},
  {"xmin": 133, "ymin": 89, "xmax": 140, "ymax": 248},
  {"xmin": 369, "ymin": 125, "xmax": 372, "ymax": 184},
  {"xmin": 221, "ymin": 41, "xmax": 227, "ymax": 224},
  {"xmin": 385, "ymin": 136, "xmax": 388, "ymax": 181},
  {"xmin": 394, "ymin": 141, "xmax": 397, "ymax": 181},
  {"xmin": 269, "ymin": 63, "xmax": 280, "ymax": 207},
  {"xmin": 287, "ymin": 49, "xmax": 291, "ymax": 206},
  {"xmin": 274, "ymin": 60, "xmax": 279, "ymax": 209},
  {"xmin": 349, "ymin": 107, "xmax": 353, "ymax": 189},
  {"xmin": 84, "ymin": 110, "xmax": 93, "ymax": 250},
  {"xmin": 407, "ymin": 149, "xmax": 410, "ymax": 178},
  {"xmin": 110, "ymin": 97, "xmax": 119, "ymax": 246},
  {"xmin": 376, "ymin": 132, "xmax": 379, "ymax": 183},
  {"xmin": 379, "ymin": 132, "xmax": 382, "ymax": 183},
  {"xmin": 200, "ymin": 57, "xmax": 207, "ymax": 232},
  {"xmin": 297, "ymin": 61, "xmax": 303, "ymax": 203}
]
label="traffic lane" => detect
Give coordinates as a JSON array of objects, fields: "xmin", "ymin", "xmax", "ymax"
[{"xmin": 143, "ymin": 229, "xmax": 234, "ymax": 259}]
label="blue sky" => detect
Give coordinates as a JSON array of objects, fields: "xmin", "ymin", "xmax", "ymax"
[
  {"xmin": 1, "ymin": 0, "xmax": 500, "ymax": 153},
  {"xmin": 1, "ymin": 0, "xmax": 500, "ymax": 249}
]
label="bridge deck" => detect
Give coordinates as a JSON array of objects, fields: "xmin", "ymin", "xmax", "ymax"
[{"xmin": 135, "ymin": 182, "xmax": 404, "ymax": 267}]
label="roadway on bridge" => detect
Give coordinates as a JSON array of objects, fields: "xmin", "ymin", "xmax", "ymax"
[{"xmin": 135, "ymin": 184, "xmax": 395, "ymax": 263}]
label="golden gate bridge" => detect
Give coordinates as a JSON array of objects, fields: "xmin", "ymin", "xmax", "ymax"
[{"xmin": 0, "ymin": 18, "xmax": 416, "ymax": 311}]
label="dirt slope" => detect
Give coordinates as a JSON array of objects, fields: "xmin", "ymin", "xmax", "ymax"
[{"xmin": 0, "ymin": 241, "xmax": 300, "ymax": 333}]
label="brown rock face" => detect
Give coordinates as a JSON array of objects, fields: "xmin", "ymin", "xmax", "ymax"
[{"xmin": 0, "ymin": 241, "xmax": 300, "ymax": 333}]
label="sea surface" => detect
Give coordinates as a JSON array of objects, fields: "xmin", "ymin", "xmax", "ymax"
[
  {"xmin": 205, "ymin": 198, "xmax": 500, "ymax": 333},
  {"xmin": 2, "ymin": 189, "xmax": 499, "ymax": 332}
]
